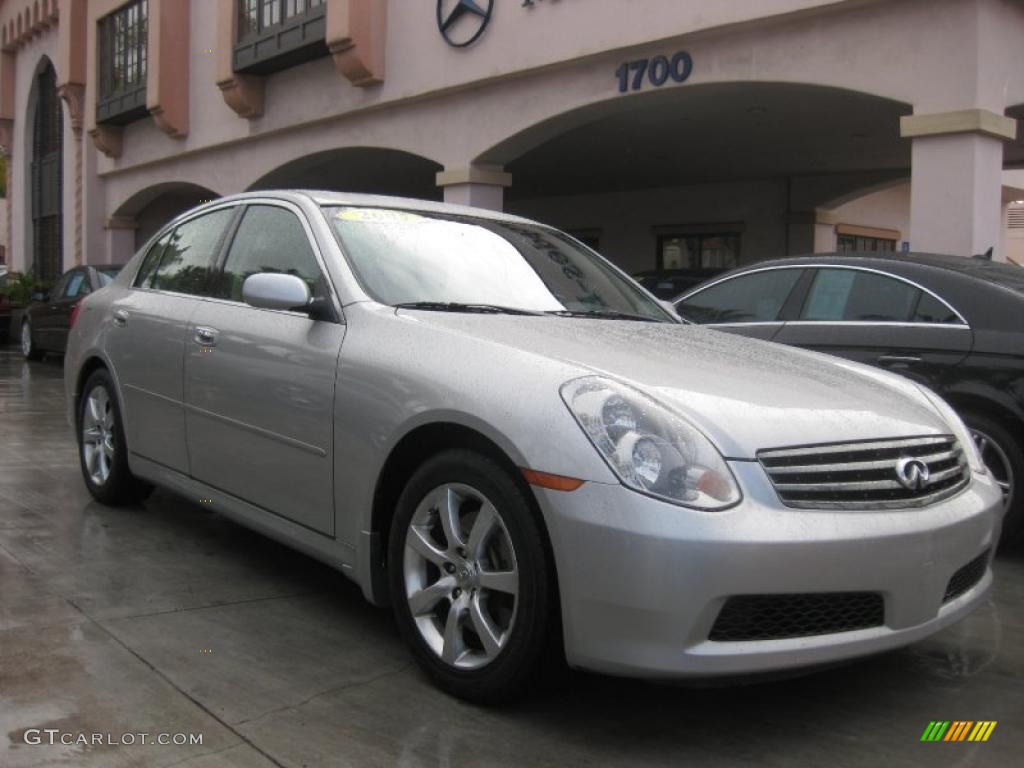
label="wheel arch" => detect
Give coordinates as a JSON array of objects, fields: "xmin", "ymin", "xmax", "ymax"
[{"xmin": 366, "ymin": 421, "xmax": 561, "ymax": 615}]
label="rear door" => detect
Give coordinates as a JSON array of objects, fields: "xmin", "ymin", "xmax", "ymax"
[
  {"xmin": 105, "ymin": 206, "xmax": 237, "ymax": 474},
  {"xmin": 674, "ymin": 267, "xmax": 808, "ymax": 340},
  {"xmin": 183, "ymin": 202, "xmax": 345, "ymax": 535},
  {"xmin": 772, "ymin": 267, "xmax": 973, "ymax": 387}
]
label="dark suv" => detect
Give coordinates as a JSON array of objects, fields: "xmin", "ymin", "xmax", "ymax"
[{"xmin": 675, "ymin": 252, "xmax": 1024, "ymax": 542}]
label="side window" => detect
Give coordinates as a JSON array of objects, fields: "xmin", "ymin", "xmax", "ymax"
[
  {"xmin": 801, "ymin": 269, "xmax": 920, "ymax": 322},
  {"xmin": 49, "ymin": 273, "xmax": 71, "ymax": 299},
  {"xmin": 912, "ymin": 292, "xmax": 962, "ymax": 325},
  {"xmin": 677, "ymin": 269, "xmax": 803, "ymax": 324},
  {"xmin": 63, "ymin": 271, "xmax": 88, "ymax": 298},
  {"xmin": 150, "ymin": 209, "xmax": 234, "ymax": 295},
  {"xmin": 134, "ymin": 233, "xmax": 172, "ymax": 288},
  {"xmin": 216, "ymin": 205, "xmax": 325, "ymax": 302}
]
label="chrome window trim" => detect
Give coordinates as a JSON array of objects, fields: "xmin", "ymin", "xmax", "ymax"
[
  {"xmin": 677, "ymin": 263, "xmax": 970, "ymax": 328},
  {"xmin": 128, "ymin": 198, "xmax": 344, "ymax": 323}
]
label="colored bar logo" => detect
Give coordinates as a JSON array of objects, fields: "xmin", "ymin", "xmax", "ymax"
[{"xmin": 921, "ymin": 721, "xmax": 997, "ymax": 742}]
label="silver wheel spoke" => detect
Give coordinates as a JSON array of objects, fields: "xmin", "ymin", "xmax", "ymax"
[
  {"xmin": 479, "ymin": 569, "xmax": 518, "ymax": 596},
  {"xmin": 407, "ymin": 525, "xmax": 449, "ymax": 567},
  {"xmin": 408, "ymin": 577, "xmax": 455, "ymax": 617},
  {"xmin": 441, "ymin": 601, "xmax": 467, "ymax": 664},
  {"xmin": 437, "ymin": 487, "xmax": 465, "ymax": 550},
  {"xmin": 467, "ymin": 502, "xmax": 499, "ymax": 558},
  {"xmin": 469, "ymin": 596, "xmax": 502, "ymax": 659}
]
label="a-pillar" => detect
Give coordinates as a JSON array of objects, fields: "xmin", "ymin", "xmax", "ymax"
[
  {"xmin": 436, "ymin": 165, "xmax": 511, "ymax": 212},
  {"xmin": 901, "ymin": 109, "xmax": 1018, "ymax": 259},
  {"xmin": 103, "ymin": 217, "xmax": 138, "ymax": 265}
]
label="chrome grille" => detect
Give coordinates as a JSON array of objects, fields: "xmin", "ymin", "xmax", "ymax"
[{"xmin": 758, "ymin": 436, "xmax": 970, "ymax": 509}]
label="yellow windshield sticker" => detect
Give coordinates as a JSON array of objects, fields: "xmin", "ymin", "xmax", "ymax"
[{"xmin": 335, "ymin": 208, "xmax": 426, "ymax": 224}]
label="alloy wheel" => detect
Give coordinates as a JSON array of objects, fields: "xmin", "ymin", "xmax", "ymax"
[
  {"xmin": 403, "ymin": 482, "xmax": 519, "ymax": 670},
  {"xmin": 82, "ymin": 385, "xmax": 116, "ymax": 486},
  {"xmin": 971, "ymin": 428, "xmax": 1014, "ymax": 511}
]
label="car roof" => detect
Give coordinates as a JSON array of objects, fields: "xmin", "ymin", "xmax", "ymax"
[
  {"xmin": 188, "ymin": 190, "xmax": 540, "ymax": 227},
  {"xmin": 729, "ymin": 252, "xmax": 1024, "ymax": 294}
]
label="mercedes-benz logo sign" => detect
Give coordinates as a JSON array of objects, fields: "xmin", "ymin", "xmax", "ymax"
[
  {"xmin": 895, "ymin": 457, "xmax": 930, "ymax": 492},
  {"xmin": 437, "ymin": 0, "xmax": 494, "ymax": 48}
]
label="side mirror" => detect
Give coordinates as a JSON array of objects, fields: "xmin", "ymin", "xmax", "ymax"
[
  {"xmin": 31, "ymin": 291, "xmax": 49, "ymax": 303},
  {"xmin": 242, "ymin": 273, "xmax": 311, "ymax": 312}
]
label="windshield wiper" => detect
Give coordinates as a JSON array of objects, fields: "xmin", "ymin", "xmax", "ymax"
[
  {"xmin": 546, "ymin": 309, "xmax": 668, "ymax": 323},
  {"xmin": 393, "ymin": 301, "xmax": 545, "ymax": 316}
]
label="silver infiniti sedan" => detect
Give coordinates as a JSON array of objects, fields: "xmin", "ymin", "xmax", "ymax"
[{"xmin": 65, "ymin": 192, "xmax": 1003, "ymax": 702}]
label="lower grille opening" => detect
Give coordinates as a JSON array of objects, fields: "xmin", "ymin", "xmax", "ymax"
[
  {"xmin": 709, "ymin": 592, "xmax": 885, "ymax": 641},
  {"xmin": 943, "ymin": 550, "xmax": 990, "ymax": 603}
]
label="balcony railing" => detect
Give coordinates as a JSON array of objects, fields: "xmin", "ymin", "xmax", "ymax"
[{"xmin": 234, "ymin": 0, "xmax": 328, "ymax": 75}]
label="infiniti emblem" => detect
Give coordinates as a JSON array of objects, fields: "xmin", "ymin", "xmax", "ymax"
[
  {"xmin": 896, "ymin": 457, "xmax": 930, "ymax": 492},
  {"xmin": 437, "ymin": 0, "xmax": 494, "ymax": 48}
]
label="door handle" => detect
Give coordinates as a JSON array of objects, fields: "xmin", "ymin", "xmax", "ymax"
[
  {"xmin": 877, "ymin": 354, "xmax": 922, "ymax": 365},
  {"xmin": 194, "ymin": 326, "xmax": 218, "ymax": 347},
  {"xmin": 113, "ymin": 309, "xmax": 129, "ymax": 327}
]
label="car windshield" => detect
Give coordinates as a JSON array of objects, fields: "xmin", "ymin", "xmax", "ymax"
[
  {"xmin": 96, "ymin": 267, "xmax": 122, "ymax": 286},
  {"xmin": 325, "ymin": 207, "xmax": 673, "ymax": 322}
]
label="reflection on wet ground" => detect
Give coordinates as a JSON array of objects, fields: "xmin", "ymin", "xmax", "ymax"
[{"xmin": 0, "ymin": 347, "xmax": 1020, "ymax": 767}]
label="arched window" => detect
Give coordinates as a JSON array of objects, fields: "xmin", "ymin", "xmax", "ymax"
[{"xmin": 31, "ymin": 59, "xmax": 63, "ymax": 282}]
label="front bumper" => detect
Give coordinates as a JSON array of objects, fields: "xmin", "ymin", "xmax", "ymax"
[{"xmin": 536, "ymin": 460, "xmax": 1003, "ymax": 678}]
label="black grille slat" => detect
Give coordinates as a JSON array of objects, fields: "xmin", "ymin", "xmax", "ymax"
[
  {"xmin": 943, "ymin": 550, "xmax": 990, "ymax": 603},
  {"xmin": 758, "ymin": 436, "xmax": 970, "ymax": 509},
  {"xmin": 709, "ymin": 592, "xmax": 884, "ymax": 641}
]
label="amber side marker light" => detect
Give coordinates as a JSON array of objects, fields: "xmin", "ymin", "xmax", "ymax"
[{"xmin": 521, "ymin": 468, "xmax": 585, "ymax": 492}]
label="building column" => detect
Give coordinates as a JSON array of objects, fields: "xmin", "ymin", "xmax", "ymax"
[
  {"xmin": 103, "ymin": 217, "xmax": 138, "ymax": 265},
  {"xmin": 436, "ymin": 165, "xmax": 511, "ymax": 212},
  {"xmin": 901, "ymin": 109, "xmax": 1018, "ymax": 259}
]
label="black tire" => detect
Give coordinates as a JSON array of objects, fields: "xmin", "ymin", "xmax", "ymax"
[
  {"xmin": 77, "ymin": 369, "xmax": 153, "ymax": 505},
  {"xmin": 21, "ymin": 320, "xmax": 43, "ymax": 361},
  {"xmin": 961, "ymin": 411, "xmax": 1023, "ymax": 545},
  {"xmin": 388, "ymin": 449, "xmax": 552, "ymax": 704}
]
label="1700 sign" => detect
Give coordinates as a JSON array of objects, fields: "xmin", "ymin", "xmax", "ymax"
[{"xmin": 615, "ymin": 52, "xmax": 693, "ymax": 93}]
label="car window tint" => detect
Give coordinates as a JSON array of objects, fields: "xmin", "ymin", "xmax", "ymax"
[
  {"xmin": 801, "ymin": 269, "xmax": 920, "ymax": 322},
  {"xmin": 150, "ymin": 209, "xmax": 233, "ymax": 295},
  {"xmin": 912, "ymin": 292, "xmax": 962, "ymax": 324},
  {"xmin": 676, "ymin": 270, "xmax": 802, "ymax": 324},
  {"xmin": 50, "ymin": 272, "xmax": 71, "ymax": 299},
  {"xmin": 135, "ymin": 233, "xmax": 171, "ymax": 288},
  {"xmin": 217, "ymin": 205, "xmax": 325, "ymax": 302},
  {"xmin": 63, "ymin": 271, "xmax": 87, "ymax": 298}
]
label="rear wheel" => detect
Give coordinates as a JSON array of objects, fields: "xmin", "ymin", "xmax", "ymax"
[
  {"xmin": 388, "ymin": 450, "xmax": 552, "ymax": 703},
  {"xmin": 21, "ymin": 320, "xmax": 42, "ymax": 360},
  {"xmin": 78, "ymin": 369, "xmax": 153, "ymax": 505},
  {"xmin": 963, "ymin": 412, "xmax": 1022, "ymax": 545}
]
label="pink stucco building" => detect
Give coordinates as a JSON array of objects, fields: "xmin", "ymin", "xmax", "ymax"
[{"xmin": 1, "ymin": 0, "xmax": 1023, "ymax": 281}]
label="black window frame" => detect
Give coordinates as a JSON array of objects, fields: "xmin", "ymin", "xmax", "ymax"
[
  {"xmin": 233, "ymin": 0, "xmax": 328, "ymax": 75},
  {"xmin": 656, "ymin": 231, "xmax": 741, "ymax": 272},
  {"xmin": 96, "ymin": 0, "xmax": 149, "ymax": 126}
]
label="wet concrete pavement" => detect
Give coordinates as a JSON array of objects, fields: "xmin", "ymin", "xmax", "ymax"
[{"xmin": 0, "ymin": 345, "xmax": 1021, "ymax": 767}]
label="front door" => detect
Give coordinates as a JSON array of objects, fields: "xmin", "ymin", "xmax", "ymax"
[
  {"xmin": 184, "ymin": 203, "xmax": 345, "ymax": 535},
  {"xmin": 772, "ymin": 267, "xmax": 973, "ymax": 388}
]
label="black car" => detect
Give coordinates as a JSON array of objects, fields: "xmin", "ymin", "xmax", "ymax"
[
  {"xmin": 675, "ymin": 252, "xmax": 1024, "ymax": 541},
  {"xmin": 633, "ymin": 269, "xmax": 724, "ymax": 300},
  {"xmin": 21, "ymin": 265, "xmax": 122, "ymax": 360}
]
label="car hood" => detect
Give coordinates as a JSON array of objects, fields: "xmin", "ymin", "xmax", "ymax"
[{"xmin": 398, "ymin": 312, "xmax": 950, "ymax": 458}]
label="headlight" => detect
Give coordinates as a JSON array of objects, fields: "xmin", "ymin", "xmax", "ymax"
[
  {"xmin": 561, "ymin": 377, "xmax": 741, "ymax": 510},
  {"xmin": 916, "ymin": 386, "xmax": 986, "ymax": 475}
]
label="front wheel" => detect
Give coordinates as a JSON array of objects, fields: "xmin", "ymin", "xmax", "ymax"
[
  {"xmin": 964, "ymin": 412, "xmax": 1022, "ymax": 545},
  {"xmin": 78, "ymin": 369, "xmax": 153, "ymax": 505},
  {"xmin": 21, "ymin": 320, "xmax": 42, "ymax": 360},
  {"xmin": 388, "ymin": 450, "xmax": 552, "ymax": 703}
]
